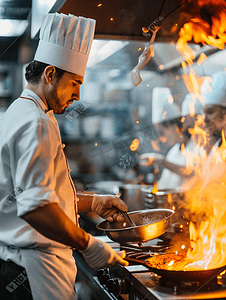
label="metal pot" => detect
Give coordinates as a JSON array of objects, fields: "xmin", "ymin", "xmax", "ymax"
[
  {"xmin": 151, "ymin": 188, "xmax": 186, "ymax": 223},
  {"xmin": 119, "ymin": 184, "xmax": 152, "ymax": 211},
  {"xmin": 96, "ymin": 208, "xmax": 175, "ymax": 244}
]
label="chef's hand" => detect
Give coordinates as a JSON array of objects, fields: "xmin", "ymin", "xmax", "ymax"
[
  {"xmin": 80, "ymin": 234, "xmax": 129, "ymax": 269},
  {"xmin": 139, "ymin": 152, "xmax": 165, "ymax": 167},
  {"xmin": 91, "ymin": 194, "xmax": 127, "ymax": 222}
]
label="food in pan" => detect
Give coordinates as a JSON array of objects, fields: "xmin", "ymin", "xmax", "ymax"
[{"xmin": 146, "ymin": 253, "xmax": 187, "ymax": 270}]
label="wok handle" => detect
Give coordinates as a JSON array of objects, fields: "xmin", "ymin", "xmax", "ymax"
[
  {"xmin": 125, "ymin": 257, "xmax": 142, "ymax": 264},
  {"xmin": 126, "ymin": 257, "xmax": 153, "ymax": 269}
]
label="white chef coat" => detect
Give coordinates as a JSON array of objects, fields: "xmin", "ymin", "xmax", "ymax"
[
  {"xmin": 157, "ymin": 139, "xmax": 197, "ymax": 190},
  {"xmin": 0, "ymin": 89, "xmax": 78, "ymax": 299}
]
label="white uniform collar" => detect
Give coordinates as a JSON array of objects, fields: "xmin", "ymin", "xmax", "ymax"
[{"xmin": 20, "ymin": 88, "xmax": 49, "ymax": 113}]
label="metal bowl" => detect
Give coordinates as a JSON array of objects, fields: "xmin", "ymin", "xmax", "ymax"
[{"xmin": 96, "ymin": 208, "xmax": 175, "ymax": 244}]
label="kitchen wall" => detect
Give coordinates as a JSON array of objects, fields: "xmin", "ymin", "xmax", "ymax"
[{"xmin": 0, "ymin": 63, "xmax": 25, "ymax": 121}]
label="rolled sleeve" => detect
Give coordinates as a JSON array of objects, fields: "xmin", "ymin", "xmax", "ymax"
[
  {"xmin": 10, "ymin": 115, "xmax": 60, "ymax": 217},
  {"xmin": 17, "ymin": 187, "xmax": 58, "ymax": 217}
]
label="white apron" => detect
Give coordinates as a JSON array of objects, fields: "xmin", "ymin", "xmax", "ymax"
[{"xmin": 20, "ymin": 248, "xmax": 77, "ymax": 300}]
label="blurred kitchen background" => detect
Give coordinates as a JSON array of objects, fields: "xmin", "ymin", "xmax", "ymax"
[{"xmin": 1, "ymin": 0, "xmax": 226, "ymax": 233}]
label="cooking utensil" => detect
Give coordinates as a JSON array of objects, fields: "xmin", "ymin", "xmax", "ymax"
[
  {"xmin": 114, "ymin": 192, "xmax": 136, "ymax": 227},
  {"xmin": 96, "ymin": 208, "xmax": 175, "ymax": 244},
  {"xmin": 119, "ymin": 210, "xmax": 136, "ymax": 227},
  {"xmin": 131, "ymin": 0, "xmax": 188, "ymax": 86},
  {"xmin": 125, "ymin": 254, "xmax": 226, "ymax": 282},
  {"xmin": 113, "ymin": 204, "xmax": 136, "ymax": 227}
]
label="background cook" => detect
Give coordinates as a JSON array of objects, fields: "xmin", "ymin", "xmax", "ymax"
[
  {"xmin": 201, "ymin": 71, "xmax": 226, "ymax": 156},
  {"xmin": 139, "ymin": 88, "xmax": 204, "ymax": 190}
]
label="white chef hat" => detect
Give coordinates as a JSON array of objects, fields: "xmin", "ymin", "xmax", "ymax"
[
  {"xmin": 181, "ymin": 93, "xmax": 203, "ymax": 117},
  {"xmin": 152, "ymin": 87, "xmax": 181, "ymax": 124},
  {"xmin": 201, "ymin": 71, "xmax": 226, "ymax": 107},
  {"xmin": 34, "ymin": 13, "xmax": 96, "ymax": 77}
]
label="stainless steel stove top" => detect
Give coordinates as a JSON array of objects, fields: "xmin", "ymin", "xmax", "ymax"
[
  {"xmin": 94, "ymin": 236, "xmax": 226, "ymax": 300},
  {"xmin": 74, "ymin": 235, "xmax": 226, "ymax": 300},
  {"xmin": 119, "ymin": 264, "xmax": 226, "ymax": 300}
]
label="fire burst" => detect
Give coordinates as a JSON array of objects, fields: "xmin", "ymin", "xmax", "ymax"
[
  {"xmin": 177, "ymin": 0, "xmax": 226, "ymax": 52},
  {"xmin": 174, "ymin": 0, "xmax": 226, "ymax": 270},
  {"xmin": 176, "ymin": 0, "xmax": 226, "ymax": 101}
]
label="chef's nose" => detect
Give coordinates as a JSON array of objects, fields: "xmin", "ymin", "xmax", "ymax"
[
  {"xmin": 76, "ymin": 86, "xmax": 80, "ymax": 100},
  {"xmin": 72, "ymin": 91, "xmax": 80, "ymax": 101}
]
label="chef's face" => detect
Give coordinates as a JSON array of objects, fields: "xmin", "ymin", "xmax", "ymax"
[
  {"xmin": 47, "ymin": 70, "xmax": 83, "ymax": 114},
  {"xmin": 203, "ymin": 104, "xmax": 226, "ymax": 138}
]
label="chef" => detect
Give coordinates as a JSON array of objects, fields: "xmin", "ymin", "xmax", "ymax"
[
  {"xmin": 201, "ymin": 71, "xmax": 226, "ymax": 155},
  {"xmin": 140, "ymin": 88, "xmax": 203, "ymax": 190},
  {"xmin": 0, "ymin": 12, "xmax": 128, "ymax": 300}
]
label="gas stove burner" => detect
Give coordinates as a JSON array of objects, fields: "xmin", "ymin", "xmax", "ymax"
[
  {"xmin": 120, "ymin": 243, "xmax": 170, "ymax": 253},
  {"xmin": 181, "ymin": 277, "xmax": 221, "ymax": 290},
  {"xmin": 158, "ymin": 275, "xmax": 222, "ymax": 295},
  {"xmin": 75, "ymin": 236, "xmax": 226, "ymax": 300}
]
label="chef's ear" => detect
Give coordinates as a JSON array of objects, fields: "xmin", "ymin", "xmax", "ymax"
[{"xmin": 44, "ymin": 66, "xmax": 57, "ymax": 84}]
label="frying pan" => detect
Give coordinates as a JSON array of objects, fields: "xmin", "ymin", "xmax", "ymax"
[
  {"xmin": 126, "ymin": 255, "xmax": 226, "ymax": 282},
  {"xmin": 96, "ymin": 209, "xmax": 175, "ymax": 244}
]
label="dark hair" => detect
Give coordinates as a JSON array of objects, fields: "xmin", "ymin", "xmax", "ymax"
[{"xmin": 25, "ymin": 60, "xmax": 66, "ymax": 84}]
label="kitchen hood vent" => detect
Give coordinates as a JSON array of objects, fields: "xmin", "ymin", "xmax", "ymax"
[{"xmin": 59, "ymin": 0, "xmax": 184, "ymax": 42}]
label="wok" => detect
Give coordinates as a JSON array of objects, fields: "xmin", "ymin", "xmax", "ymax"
[
  {"xmin": 96, "ymin": 209, "xmax": 175, "ymax": 244},
  {"xmin": 126, "ymin": 254, "xmax": 226, "ymax": 282}
]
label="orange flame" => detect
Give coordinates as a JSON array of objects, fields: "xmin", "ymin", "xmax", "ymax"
[
  {"xmin": 173, "ymin": 1, "xmax": 226, "ymax": 270},
  {"xmin": 130, "ymin": 138, "xmax": 140, "ymax": 151},
  {"xmin": 152, "ymin": 181, "xmax": 158, "ymax": 193},
  {"xmin": 181, "ymin": 70, "xmax": 204, "ymax": 103},
  {"xmin": 197, "ymin": 53, "xmax": 207, "ymax": 65},
  {"xmin": 177, "ymin": 2, "xmax": 226, "ymax": 58},
  {"xmin": 179, "ymin": 129, "xmax": 226, "ymax": 270}
]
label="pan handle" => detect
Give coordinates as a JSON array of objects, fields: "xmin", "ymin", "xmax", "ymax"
[
  {"xmin": 125, "ymin": 257, "xmax": 155, "ymax": 271},
  {"xmin": 126, "ymin": 257, "xmax": 166, "ymax": 275}
]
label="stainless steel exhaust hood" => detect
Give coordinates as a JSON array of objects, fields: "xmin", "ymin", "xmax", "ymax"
[
  {"xmin": 59, "ymin": 0, "xmax": 219, "ymax": 72},
  {"xmin": 59, "ymin": 0, "xmax": 183, "ymax": 42}
]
